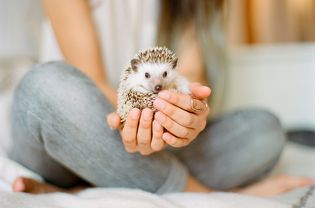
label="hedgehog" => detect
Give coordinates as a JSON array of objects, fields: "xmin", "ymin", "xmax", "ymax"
[{"xmin": 117, "ymin": 46, "xmax": 191, "ymax": 125}]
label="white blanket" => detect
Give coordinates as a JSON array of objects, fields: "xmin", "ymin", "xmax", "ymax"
[
  {"xmin": 0, "ymin": 188, "xmax": 290, "ymax": 208},
  {"xmin": 0, "ymin": 143, "xmax": 315, "ymax": 207}
]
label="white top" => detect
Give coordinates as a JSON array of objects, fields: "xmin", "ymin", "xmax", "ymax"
[{"xmin": 40, "ymin": 0, "xmax": 160, "ymax": 88}]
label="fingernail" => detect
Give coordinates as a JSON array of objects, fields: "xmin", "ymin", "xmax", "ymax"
[
  {"xmin": 154, "ymin": 98, "xmax": 166, "ymax": 110},
  {"xmin": 130, "ymin": 109, "xmax": 140, "ymax": 120},
  {"xmin": 142, "ymin": 109, "xmax": 152, "ymax": 121},
  {"xmin": 201, "ymin": 86, "xmax": 211, "ymax": 91},
  {"xmin": 158, "ymin": 91, "xmax": 171, "ymax": 100},
  {"xmin": 155, "ymin": 112, "xmax": 166, "ymax": 123}
]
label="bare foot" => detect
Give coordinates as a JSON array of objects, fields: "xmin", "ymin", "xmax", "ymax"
[
  {"xmin": 12, "ymin": 177, "xmax": 87, "ymax": 194},
  {"xmin": 236, "ymin": 175, "xmax": 315, "ymax": 197},
  {"xmin": 12, "ymin": 175, "xmax": 315, "ymax": 197}
]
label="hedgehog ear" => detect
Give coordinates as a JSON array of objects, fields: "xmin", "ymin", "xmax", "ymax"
[
  {"xmin": 131, "ymin": 59, "xmax": 140, "ymax": 72},
  {"xmin": 171, "ymin": 58, "xmax": 178, "ymax": 69}
]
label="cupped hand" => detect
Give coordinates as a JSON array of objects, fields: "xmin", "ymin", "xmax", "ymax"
[
  {"xmin": 107, "ymin": 108, "xmax": 166, "ymax": 155},
  {"xmin": 153, "ymin": 83, "xmax": 211, "ymax": 148}
]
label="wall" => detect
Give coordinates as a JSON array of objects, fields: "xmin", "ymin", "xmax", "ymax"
[
  {"xmin": 225, "ymin": 43, "xmax": 315, "ymax": 129},
  {"xmin": 0, "ymin": 0, "xmax": 42, "ymax": 59}
]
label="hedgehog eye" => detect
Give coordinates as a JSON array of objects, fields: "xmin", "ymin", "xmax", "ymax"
[
  {"xmin": 162, "ymin": 71, "xmax": 167, "ymax": 78},
  {"xmin": 145, "ymin": 72, "xmax": 150, "ymax": 79}
]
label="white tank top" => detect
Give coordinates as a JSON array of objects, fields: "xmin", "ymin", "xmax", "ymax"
[{"xmin": 40, "ymin": 0, "xmax": 160, "ymax": 88}]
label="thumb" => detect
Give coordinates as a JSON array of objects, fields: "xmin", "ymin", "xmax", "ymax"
[
  {"xmin": 190, "ymin": 82, "xmax": 211, "ymax": 100},
  {"xmin": 107, "ymin": 112, "xmax": 121, "ymax": 129}
]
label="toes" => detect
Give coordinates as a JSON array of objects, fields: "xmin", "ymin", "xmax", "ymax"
[
  {"xmin": 13, "ymin": 177, "xmax": 43, "ymax": 193},
  {"xmin": 12, "ymin": 178, "xmax": 26, "ymax": 192}
]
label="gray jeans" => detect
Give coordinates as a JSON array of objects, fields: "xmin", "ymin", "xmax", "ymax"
[{"xmin": 8, "ymin": 62, "xmax": 286, "ymax": 194}]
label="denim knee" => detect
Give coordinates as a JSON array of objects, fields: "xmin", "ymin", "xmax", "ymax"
[
  {"xmin": 223, "ymin": 108, "xmax": 286, "ymax": 173},
  {"xmin": 15, "ymin": 61, "xmax": 114, "ymax": 114},
  {"xmin": 218, "ymin": 108, "xmax": 286, "ymax": 148},
  {"xmin": 207, "ymin": 108, "xmax": 286, "ymax": 188}
]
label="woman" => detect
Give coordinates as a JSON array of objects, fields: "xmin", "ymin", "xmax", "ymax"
[{"xmin": 9, "ymin": 0, "xmax": 314, "ymax": 195}]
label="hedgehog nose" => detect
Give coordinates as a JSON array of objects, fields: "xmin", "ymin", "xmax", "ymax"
[{"xmin": 154, "ymin": 84, "xmax": 162, "ymax": 92}]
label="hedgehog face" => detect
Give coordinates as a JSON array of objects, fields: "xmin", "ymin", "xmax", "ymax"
[{"xmin": 126, "ymin": 62, "xmax": 178, "ymax": 94}]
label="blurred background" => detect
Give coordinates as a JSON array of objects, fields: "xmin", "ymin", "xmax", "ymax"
[{"xmin": 0, "ymin": 0, "xmax": 315, "ymax": 154}]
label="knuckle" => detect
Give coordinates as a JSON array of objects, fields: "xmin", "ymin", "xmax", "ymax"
[
  {"xmin": 185, "ymin": 96, "xmax": 192, "ymax": 108},
  {"xmin": 121, "ymin": 131, "xmax": 129, "ymax": 140},
  {"xmin": 151, "ymin": 140, "xmax": 163, "ymax": 151},
  {"xmin": 184, "ymin": 115, "xmax": 194, "ymax": 127},
  {"xmin": 175, "ymin": 139, "xmax": 187, "ymax": 148},
  {"xmin": 123, "ymin": 137, "xmax": 135, "ymax": 144},
  {"xmin": 172, "ymin": 141, "xmax": 182, "ymax": 148},
  {"xmin": 153, "ymin": 121, "xmax": 162, "ymax": 133},
  {"xmin": 138, "ymin": 140, "xmax": 150, "ymax": 146},
  {"xmin": 169, "ymin": 138, "xmax": 178, "ymax": 146},
  {"xmin": 137, "ymin": 134, "xmax": 151, "ymax": 144},
  {"xmin": 170, "ymin": 92, "xmax": 179, "ymax": 103},
  {"xmin": 164, "ymin": 103, "xmax": 175, "ymax": 116},
  {"xmin": 181, "ymin": 129, "xmax": 190, "ymax": 138},
  {"xmin": 122, "ymin": 130, "xmax": 134, "ymax": 141},
  {"xmin": 164, "ymin": 118, "xmax": 174, "ymax": 129},
  {"xmin": 180, "ymin": 138, "xmax": 190, "ymax": 147},
  {"xmin": 140, "ymin": 120, "xmax": 151, "ymax": 129},
  {"xmin": 125, "ymin": 120, "xmax": 136, "ymax": 129}
]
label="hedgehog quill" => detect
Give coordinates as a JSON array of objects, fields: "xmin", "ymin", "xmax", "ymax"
[{"xmin": 117, "ymin": 47, "xmax": 191, "ymax": 125}]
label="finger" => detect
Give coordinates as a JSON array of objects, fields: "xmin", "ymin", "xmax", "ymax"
[
  {"xmin": 151, "ymin": 120, "xmax": 166, "ymax": 151},
  {"xmin": 154, "ymin": 98, "xmax": 200, "ymax": 128},
  {"xmin": 157, "ymin": 91, "xmax": 208, "ymax": 115},
  {"xmin": 122, "ymin": 108, "xmax": 140, "ymax": 153},
  {"xmin": 155, "ymin": 111, "xmax": 196, "ymax": 139},
  {"xmin": 162, "ymin": 132, "xmax": 190, "ymax": 148},
  {"xmin": 107, "ymin": 112, "xmax": 121, "ymax": 129},
  {"xmin": 137, "ymin": 108, "xmax": 153, "ymax": 155},
  {"xmin": 190, "ymin": 83, "xmax": 211, "ymax": 100}
]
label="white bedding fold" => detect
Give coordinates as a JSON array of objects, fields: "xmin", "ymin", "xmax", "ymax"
[{"xmin": 0, "ymin": 188, "xmax": 289, "ymax": 208}]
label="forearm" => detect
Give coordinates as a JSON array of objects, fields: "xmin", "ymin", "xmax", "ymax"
[
  {"xmin": 177, "ymin": 24, "xmax": 208, "ymax": 86},
  {"xmin": 42, "ymin": 0, "xmax": 117, "ymax": 105}
]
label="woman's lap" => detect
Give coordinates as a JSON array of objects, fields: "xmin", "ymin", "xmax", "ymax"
[
  {"xmin": 172, "ymin": 109, "xmax": 286, "ymax": 189},
  {"xmin": 8, "ymin": 61, "xmax": 187, "ymax": 194},
  {"xmin": 8, "ymin": 61, "xmax": 286, "ymax": 193}
]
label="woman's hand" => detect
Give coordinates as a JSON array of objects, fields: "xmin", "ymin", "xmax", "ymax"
[
  {"xmin": 107, "ymin": 83, "xmax": 211, "ymax": 154},
  {"xmin": 153, "ymin": 83, "xmax": 211, "ymax": 148},
  {"xmin": 107, "ymin": 109, "xmax": 166, "ymax": 155}
]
